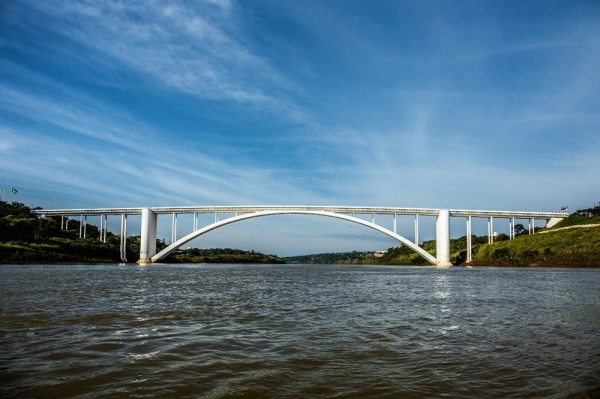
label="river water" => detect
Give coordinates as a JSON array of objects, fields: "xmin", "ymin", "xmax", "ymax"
[{"xmin": 1, "ymin": 264, "xmax": 599, "ymax": 398}]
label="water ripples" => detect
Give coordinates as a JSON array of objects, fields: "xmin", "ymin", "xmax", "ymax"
[{"xmin": 1, "ymin": 264, "xmax": 599, "ymax": 398}]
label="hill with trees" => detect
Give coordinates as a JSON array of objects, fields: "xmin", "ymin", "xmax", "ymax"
[
  {"xmin": 0, "ymin": 201, "xmax": 283, "ymax": 264},
  {"xmin": 165, "ymin": 247, "xmax": 284, "ymax": 264},
  {"xmin": 284, "ymin": 251, "xmax": 377, "ymax": 264},
  {"xmin": 0, "ymin": 201, "xmax": 147, "ymax": 263},
  {"xmin": 285, "ymin": 204, "xmax": 600, "ymax": 267},
  {"xmin": 469, "ymin": 206, "xmax": 600, "ymax": 267},
  {"xmin": 383, "ymin": 205, "xmax": 600, "ymax": 267}
]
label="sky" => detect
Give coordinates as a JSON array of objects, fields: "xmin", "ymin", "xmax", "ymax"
[{"xmin": 1, "ymin": 0, "xmax": 599, "ymax": 256}]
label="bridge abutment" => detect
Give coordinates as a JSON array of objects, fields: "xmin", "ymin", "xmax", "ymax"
[
  {"xmin": 435, "ymin": 210, "xmax": 452, "ymax": 267},
  {"xmin": 138, "ymin": 208, "xmax": 157, "ymax": 264}
]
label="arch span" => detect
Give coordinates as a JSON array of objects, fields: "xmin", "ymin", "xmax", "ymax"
[{"xmin": 150, "ymin": 210, "xmax": 438, "ymax": 265}]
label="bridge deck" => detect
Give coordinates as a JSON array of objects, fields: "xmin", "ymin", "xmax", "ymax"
[{"xmin": 33, "ymin": 206, "xmax": 567, "ymax": 219}]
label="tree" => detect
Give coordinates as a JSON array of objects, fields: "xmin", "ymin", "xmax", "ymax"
[
  {"xmin": 514, "ymin": 223, "xmax": 526, "ymax": 236},
  {"xmin": 496, "ymin": 233, "xmax": 509, "ymax": 241}
]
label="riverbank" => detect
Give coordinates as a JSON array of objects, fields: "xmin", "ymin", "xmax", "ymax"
[{"xmin": 468, "ymin": 224, "xmax": 600, "ymax": 267}]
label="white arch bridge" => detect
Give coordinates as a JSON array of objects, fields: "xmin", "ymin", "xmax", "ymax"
[{"xmin": 34, "ymin": 206, "xmax": 567, "ymax": 267}]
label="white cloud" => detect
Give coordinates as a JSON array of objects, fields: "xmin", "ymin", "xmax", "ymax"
[{"xmin": 14, "ymin": 0, "xmax": 302, "ymax": 119}]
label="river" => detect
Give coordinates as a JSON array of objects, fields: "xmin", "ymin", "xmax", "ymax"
[{"xmin": 1, "ymin": 264, "xmax": 599, "ymax": 398}]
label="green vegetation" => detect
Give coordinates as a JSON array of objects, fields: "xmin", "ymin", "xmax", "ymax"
[
  {"xmin": 284, "ymin": 236, "xmax": 491, "ymax": 266},
  {"xmin": 0, "ymin": 201, "xmax": 164, "ymax": 263},
  {"xmin": 166, "ymin": 247, "xmax": 284, "ymax": 264},
  {"xmin": 368, "ymin": 234, "xmax": 491, "ymax": 266},
  {"xmin": 471, "ymin": 227, "xmax": 600, "ymax": 267},
  {"xmin": 288, "ymin": 206, "xmax": 600, "ymax": 268},
  {"xmin": 284, "ymin": 251, "xmax": 377, "ymax": 264},
  {"xmin": 0, "ymin": 201, "xmax": 282, "ymax": 264},
  {"xmin": 549, "ymin": 215, "xmax": 600, "ymax": 229},
  {"xmin": 471, "ymin": 208, "xmax": 600, "ymax": 267}
]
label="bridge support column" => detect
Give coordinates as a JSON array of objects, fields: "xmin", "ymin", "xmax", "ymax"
[
  {"xmin": 436, "ymin": 210, "xmax": 452, "ymax": 267},
  {"xmin": 120, "ymin": 214, "xmax": 128, "ymax": 263},
  {"xmin": 414, "ymin": 214, "xmax": 419, "ymax": 245},
  {"xmin": 466, "ymin": 216, "xmax": 472, "ymax": 263},
  {"xmin": 138, "ymin": 208, "xmax": 157, "ymax": 264}
]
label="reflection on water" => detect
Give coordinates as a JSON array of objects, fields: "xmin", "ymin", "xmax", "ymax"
[{"xmin": 1, "ymin": 264, "xmax": 599, "ymax": 398}]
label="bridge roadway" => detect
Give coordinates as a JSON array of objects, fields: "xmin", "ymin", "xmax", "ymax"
[
  {"xmin": 34, "ymin": 206, "xmax": 568, "ymax": 266},
  {"xmin": 35, "ymin": 205, "xmax": 565, "ymax": 219}
]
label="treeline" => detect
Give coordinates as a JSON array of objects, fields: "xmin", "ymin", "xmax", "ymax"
[
  {"xmin": 166, "ymin": 247, "xmax": 285, "ymax": 264},
  {"xmin": 284, "ymin": 251, "xmax": 376, "ymax": 264},
  {"xmin": 471, "ymin": 208, "xmax": 600, "ymax": 267},
  {"xmin": 570, "ymin": 203, "xmax": 600, "ymax": 218},
  {"xmin": 282, "ymin": 238, "xmax": 492, "ymax": 266},
  {"xmin": 0, "ymin": 201, "xmax": 283, "ymax": 264},
  {"xmin": 0, "ymin": 201, "xmax": 165, "ymax": 263},
  {"xmin": 471, "ymin": 228, "xmax": 600, "ymax": 267},
  {"xmin": 285, "ymin": 207, "xmax": 600, "ymax": 267}
]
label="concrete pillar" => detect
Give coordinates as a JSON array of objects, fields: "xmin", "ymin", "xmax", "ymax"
[
  {"xmin": 102, "ymin": 214, "xmax": 107, "ymax": 243},
  {"xmin": 171, "ymin": 213, "xmax": 177, "ymax": 244},
  {"xmin": 511, "ymin": 217, "xmax": 515, "ymax": 239},
  {"xmin": 120, "ymin": 214, "xmax": 128, "ymax": 262},
  {"xmin": 414, "ymin": 214, "xmax": 419, "ymax": 245},
  {"xmin": 138, "ymin": 208, "xmax": 157, "ymax": 264},
  {"xmin": 466, "ymin": 216, "xmax": 472, "ymax": 263},
  {"xmin": 436, "ymin": 210, "xmax": 452, "ymax": 267}
]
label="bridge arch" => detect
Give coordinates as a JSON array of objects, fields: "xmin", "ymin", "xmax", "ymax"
[{"xmin": 151, "ymin": 210, "xmax": 438, "ymax": 265}]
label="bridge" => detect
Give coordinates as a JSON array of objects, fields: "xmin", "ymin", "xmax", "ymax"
[{"xmin": 33, "ymin": 206, "xmax": 567, "ymax": 266}]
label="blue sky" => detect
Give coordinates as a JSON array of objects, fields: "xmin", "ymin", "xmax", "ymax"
[{"xmin": 1, "ymin": 0, "xmax": 599, "ymax": 256}]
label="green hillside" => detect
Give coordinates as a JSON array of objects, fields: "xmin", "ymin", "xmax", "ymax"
[
  {"xmin": 0, "ymin": 201, "xmax": 283, "ymax": 264},
  {"xmin": 471, "ymin": 225, "xmax": 600, "ymax": 267},
  {"xmin": 374, "ymin": 207, "xmax": 600, "ymax": 267}
]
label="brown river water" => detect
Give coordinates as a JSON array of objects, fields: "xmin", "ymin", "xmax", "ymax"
[{"xmin": 1, "ymin": 264, "xmax": 599, "ymax": 398}]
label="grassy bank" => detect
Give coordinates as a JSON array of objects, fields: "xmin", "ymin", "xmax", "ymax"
[{"xmin": 470, "ymin": 225, "xmax": 600, "ymax": 267}]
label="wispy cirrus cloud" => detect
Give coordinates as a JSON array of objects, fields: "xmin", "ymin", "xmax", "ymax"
[
  {"xmin": 0, "ymin": 66, "xmax": 324, "ymax": 208},
  {"xmin": 8, "ymin": 0, "xmax": 305, "ymax": 119}
]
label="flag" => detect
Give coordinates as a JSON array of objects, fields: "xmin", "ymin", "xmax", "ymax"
[{"xmin": 11, "ymin": 188, "xmax": 17, "ymax": 194}]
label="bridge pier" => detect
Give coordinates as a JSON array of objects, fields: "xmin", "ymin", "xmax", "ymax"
[
  {"xmin": 435, "ymin": 210, "xmax": 452, "ymax": 267},
  {"xmin": 138, "ymin": 208, "xmax": 157, "ymax": 264},
  {"xmin": 466, "ymin": 216, "xmax": 472, "ymax": 263}
]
